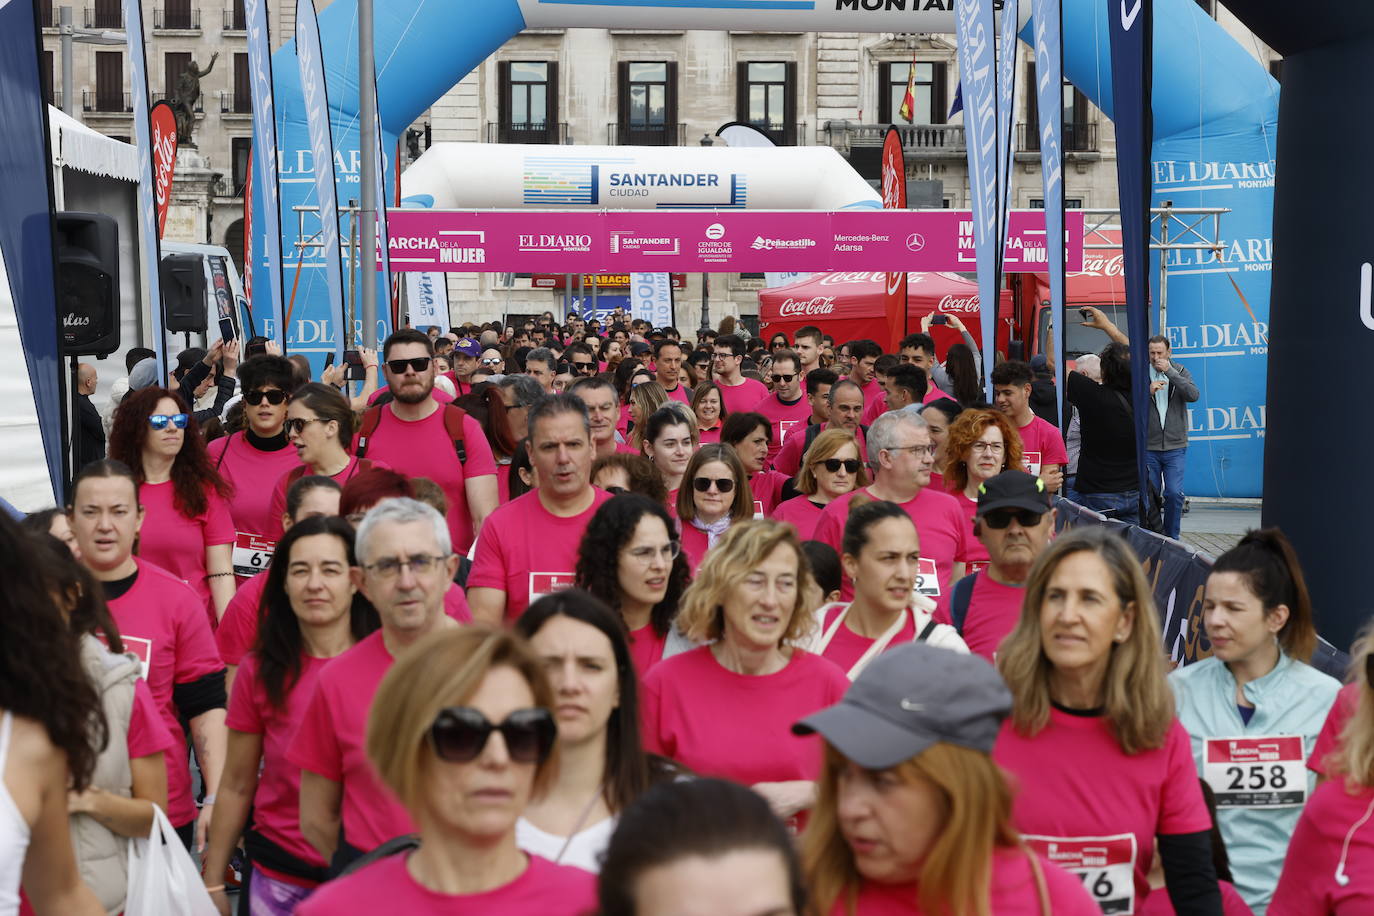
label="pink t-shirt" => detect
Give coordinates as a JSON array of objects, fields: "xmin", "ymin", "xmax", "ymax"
[
  {"xmin": 627, "ymin": 624, "xmax": 669, "ymax": 679},
  {"xmin": 359, "ymin": 404, "xmax": 498, "ymax": 554},
  {"xmin": 933, "ymin": 573, "xmax": 1025, "ymax": 662},
  {"xmin": 833, "ymin": 847, "xmax": 1100, "ymax": 915},
  {"xmin": 1140, "ymin": 880, "xmax": 1254, "ymax": 916},
  {"xmin": 750, "ymin": 469, "xmax": 788, "ymax": 517},
  {"xmin": 954, "ymin": 492, "xmax": 990, "ymax": 569},
  {"xmin": 215, "ymin": 571, "xmax": 269, "ymax": 666},
  {"xmin": 366, "ymin": 386, "xmax": 454, "ymax": 406},
  {"xmin": 772, "ymin": 423, "xmax": 869, "ymax": 478},
  {"xmin": 107, "ymin": 560, "xmax": 225, "ymax": 827},
  {"xmin": 467, "ymin": 489, "xmax": 613, "ymax": 621},
  {"xmin": 861, "ymin": 389, "xmax": 888, "ymax": 426},
  {"xmin": 774, "ymin": 495, "xmax": 826, "ymax": 541},
  {"xmin": 717, "ymin": 376, "xmax": 769, "ymax": 415},
  {"xmin": 812, "ymin": 486, "xmax": 970, "ymax": 602},
  {"xmin": 641, "ymin": 646, "xmax": 848, "ymax": 786},
  {"xmin": 818, "ymin": 604, "xmax": 918, "ymax": 674},
  {"xmin": 227, "ymin": 652, "xmax": 331, "ymax": 877},
  {"xmin": 1017, "ymin": 415, "xmax": 1069, "ymax": 477},
  {"xmin": 296, "ymin": 851, "xmax": 596, "ymax": 916},
  {"xmin": 1269, "ymin": 779, "xmax": 1374, "ymax": 915},
  {"xmin": 206, "ymin": 432, "xmax": 301, "ymax": 542},
  {"xmin": 993, "ymin": 710, "xmax": 1212, "ymax": 914},
  {"xmin": 662, "ymin": 383, "xmax": 692, "ymax": 405},
  {"xmin": 264, "ymin": 455, "xmax": 386, "ymax": 539},
  {"xmin": 752, "ymin": 393, "xmax": 811, "ymax": 467},
  {"xmin": 1307, "ymin": 682, "xmax": 1358, "ymax": 776},
  {"xmin": 128, "ymin": 679, "xmax": 178, "ymax": 760},
  {"xmin": 677, "ymin": 520, "xmax": 711, "ymax": 577},
  {"xmin": 698, "ymin": 424, "xmax": 721, "ymax": 445},
  {"xmin": 137, "ymin": 480, "xmax": 236, "ymax": 620},
  {"xmin": 287, "ymin": 630, "xmax": 413, "ymax": 852}
]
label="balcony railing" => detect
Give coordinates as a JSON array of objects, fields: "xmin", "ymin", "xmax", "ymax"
[
  {"xmin": 606, "ymin": 122, "xmax": 688, "ymax": 146},
  {"xmin": 83, "ymin": 6, "xmax": 124, "ymax": 28},
  {"xmin": 485, "ymin": 121, "xmax": 570, "ymax": 144},
  {"xmin": 83, "ymin": 89, "xmax": 132, "ymax": 113},
  {"xmin": 219, "ymin": 91, "xmax": 251, "ymax": 114},
  {"xmin": 223, "ymin": 6, "xmax": 245, "ymax": 30},
  {"xmin": 824, "ymin": 121, "xmax": 966, "ymax": 156},
  {"xmin": 1017, "ymin": 122, "xmax": 1099, "ymax": 153},
  {"xmin": 735, "ymin": 121, "xmax": 809, "ymax": 146},
  {"xmin": 153, "ymin": 7, "xmax": 200, "ymax": 29},
  {"xmin": 156, "ymin": 93, "xmax": 203, "ymax": 113}
]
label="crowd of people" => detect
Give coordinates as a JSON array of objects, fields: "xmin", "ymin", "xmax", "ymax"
[{"xmin": 0, "ymin": 308, "xmax": 1360, "ymax": 916}]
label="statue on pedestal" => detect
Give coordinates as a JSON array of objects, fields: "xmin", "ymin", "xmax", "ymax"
[{"xmin": 170, "ymin": 52, "xmax": 218, "ymax": 146}]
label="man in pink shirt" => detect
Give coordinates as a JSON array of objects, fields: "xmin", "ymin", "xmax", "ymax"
[
  {"xmin": 711, "ymin": 334, "xmax": 768, "ymax": 414},
  {"xmin": 849, "ymin": 339, "xmax": 888, "ymax": 425},
  {"xmin": 570, "ymin": 375, "xmax": 622, "ymax": 460},
  {"xmin": 356, "ymin": 329, "xmax": 498, "ymax": 554},
  {"xmin": 773, "ymin": 376, "xmax": 866, "ymax": 478},
  {"xmin": 992, "ymin": 359, "xmax": 1068, "ymax": 492},
  {"xmin": 812, "ymin": 409, "xmax": 969, "ymax": 601},
  {"xmin": 793, "ymin": 325, "xmax": 824, "ymax": 379},
  {"xmin": 292, "ymin": 498, "xmax": 460, "ymax": 870},
  {"xmin": 467, "ymin": 394, "xmax": 613, "ymax": 624},
  {"xmin": 938, "ymin": 470, "xmax": 1055, "ymax": 661},
  {"xmin": 654, "ymin": 339, "xmax": 692, "ymax": 405},
  {"xmin": 752, "ymin": 348, "xmax": 811, "ymax": 467}
]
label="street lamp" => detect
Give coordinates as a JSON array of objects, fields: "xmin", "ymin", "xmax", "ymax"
[{"xmin": 58, "ymin": 5, "xmax": 126, "ymax": 117}]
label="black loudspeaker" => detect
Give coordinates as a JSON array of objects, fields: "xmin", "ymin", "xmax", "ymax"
[
  {"xmin": 161, "ymin": 253, "xmax": 207, "ymax": 333},
  {"xmin": 55, "ymin": 212, "xmax": 120, "ymax": 357}
]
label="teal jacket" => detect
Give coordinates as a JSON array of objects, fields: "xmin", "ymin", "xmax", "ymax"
[{"xmin": 1171, "ymin": 652, "xmax": 1339, "ymax": 915}]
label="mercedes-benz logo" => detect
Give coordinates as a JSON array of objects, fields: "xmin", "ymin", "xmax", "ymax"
[{"xmin": 906, "ymin": 233, "xmax": 926, "ymax": 252}]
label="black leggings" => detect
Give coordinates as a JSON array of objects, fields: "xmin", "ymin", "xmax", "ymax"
[{"xmin": 174, "ymin": 820, "xmax": 194, "ymax": 851}]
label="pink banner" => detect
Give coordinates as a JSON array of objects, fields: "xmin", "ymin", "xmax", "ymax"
[{"xmin": 383, "ymin": 209, "xmax": 1085, "ymax": 274}]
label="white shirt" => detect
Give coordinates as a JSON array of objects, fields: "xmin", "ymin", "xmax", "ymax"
[{"xmin": 515, "ymin": 815, "xmax": 616, "ymax": 874}]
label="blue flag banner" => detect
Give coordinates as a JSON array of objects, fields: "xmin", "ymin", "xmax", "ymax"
[
  {"xmin": 244, "ymin": 0, "xmax": 286, "ymax": 346},
  {"xmin": 1031, "ymin": 0, "xmax": 1067, "ymax": 429},
  {"xmin": 123, "ymin": 0, "xmax": 168, "ymax": 380},
  {"xmin": 296, "ymin": 0, "xmax": 346, "ymax": 363},
  {"xmin": 0, "ymin": 0, "xmax": 65, "ymax": 499},
  {"xmin": 1107, "ymin": 0, "xmax": 1154, "ymax": 507},
  {"xmin": 995, "ymin": 0, "xmax": 1020, "ymax": 270},
  {"xmin": 953, "ymin": 0, "xmax": 1000, "ymax": 397},
  {"xmin": 371, "ymin": 74, "xmax": 394, "ymax": 325}
]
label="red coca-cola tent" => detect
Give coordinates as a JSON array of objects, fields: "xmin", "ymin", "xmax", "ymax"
[{"xmin": 758, "ymin": 271, "xmax": 1014, "ymax": 356}]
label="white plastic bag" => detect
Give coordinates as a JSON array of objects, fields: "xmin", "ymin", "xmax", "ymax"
[{"xmin": 125, "ymin": 805, "xmax": 219, "ymax": 916}]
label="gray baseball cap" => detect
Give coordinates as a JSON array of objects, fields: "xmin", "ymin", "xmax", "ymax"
[{"xmin": 793, "ymin": 643, "xmax": 1012, "ymax": 769}]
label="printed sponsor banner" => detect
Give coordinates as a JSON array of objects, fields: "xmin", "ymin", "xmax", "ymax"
[
  {"xmin": 369, "ymin": 73, "xmax": 393, "ymax": 329},
  {"xmin": 405, "ymin": 272, "xmax": 448, "ymax": 328},
  {"xmin": 149, "ymin": 101, "xmax": 178, "ymax": 238},
  {"xmin": 531, "ymin": 273, "xmax": 687, "ymax": 290},
  {"xmin": 383, "ymin": 209, "xmax": 1084, "ymax": 274},
  {"xmin": 1031, "ymin": 0, "xmax": 1066, "ymax": 430},
  {"xmin": 209, "ymin": 256, "xmax": 234, "ymax": 330},
  {"xmin": 243, "ymin": 0, "xmax": 285, "ymax": 344},
  {"xmin": 881, "ymin": 126, "xmax": 908, "ymax": 350},
  {"xmin": 520, "ymin": 0, "xmax": 961, "ymax": 34},
  {"xmin": 953, "ymin": 0, "xmax": 999, "ymax": 398},
  {"xmin": 629, "ymin": 273, "xmax": 673, "ymax": 328},
  {"xmin": 995, "ymin": 0, "xmax": 1019, "ymax": 277}
]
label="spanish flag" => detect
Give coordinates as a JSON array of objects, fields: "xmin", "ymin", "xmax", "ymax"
[{"xmin": 898, "ymin": 51, "xmax": 919, "ymax": 123}]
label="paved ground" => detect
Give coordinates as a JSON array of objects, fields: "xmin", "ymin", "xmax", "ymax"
[{"xmin": 1179, "ymin": 500, "xmax": 1262, "ymax": 558}]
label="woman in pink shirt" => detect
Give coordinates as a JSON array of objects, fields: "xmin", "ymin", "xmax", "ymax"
[
  {"xmin": 942, "ymin": 410, "xmax": 1025, "ymax": 573},
  {"xmin": 640, "ymin": 405, "xmax": 697, "ymax": 497},
  {"xmin": 675, "ymin": 445, "xmax": 754, "ymax": 575},
  {"xmin": 201, "ymin": 517, "xmax": 378, "ymax": 915},
  {"xmin": 690, "ymin": 382, "xmax": 726, "ymax": 445},
  {"xmin": 774, "ymin": 428, "xmax": 867, "ymax": 541},
  {"xmin": 722, "ymin": 412, "xmax": 789, "ymax": 515},
  {"xmin": 109, "ymin": 386, "xmax": 235, "ymax": 623},
  {"xmin": 994, "ymin": 528, "xmax": 1221, "ymax": 915},
  {"xmin": 297, "ymin": 627, "xmax": 596, "ymax": 915},
  {"xmin": 641, "ymin": 521, "xmax": 849, "ymax": 827},
  {"xmin": 575, "ymin": 495, "xmax": 694, "ymax": 677},
  {"xmin": 796, "ymin": 643, "xmax": 1098, "ymax": 916}
]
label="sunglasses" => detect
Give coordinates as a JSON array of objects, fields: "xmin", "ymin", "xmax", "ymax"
[
  {"xmin": 479, "ymin": 357, "xmax": 503, "ymax": 366},
  {"xmin": 571, "ymin": 361, "xmax": 596, "ymax": 374},
  {"xmin": 243, "ymin": 388, "xmax": 287, "ymax": 406},
  {"xmin": 428, "ymin": 706, "xmax": 556, "ymax": 765},
  {"xmin": 284, "ymin": 417, "xmax": 327, "ymax": 436},
  {"xmin": 693, "ymin": 476, "xmax": 735, "ymax": 493},
  {"xmin": 982, "ymin": 508, "xmax": 1046, "ymax": 529},
  {"xmin": 148, "ymin": 413, "xmax": 189, "ymax": 430},
  {"xmin": 386, "ymin": 356, "xmax": 432, "ymax": 374},
  {"xmin": 770, "ymin": 373, "xmax": 796, "ymax": 384},
  {"xmin": 818, "ymin": 458, "xmax": 862, "ymax": 474}
]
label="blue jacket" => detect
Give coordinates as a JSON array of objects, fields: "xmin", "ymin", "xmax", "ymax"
[{"xmin": 1171, "ymin": 652, "xmax": 1339, "ymax": 915}]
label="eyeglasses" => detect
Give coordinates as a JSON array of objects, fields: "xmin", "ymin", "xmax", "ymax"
[
  {"xmin": 148, "ymin": 413, "xmax": 189, "ymax": 430},
  {"xmin": 284, "ymin": 417, "xmax": 327, "ymax": 436},
  {"xmin": 770, "ymin": 373, "xmax": 796, "ymax": 384},
  {"xmin": 982, "ymin": 508, "xmax": 1046, "ymax": 529},
  {"xmin": 428, "ymin": 707, "xmax": 556, "ymax": 765},
  {"xmin": 970, "ymin": 441, "xmax": 1006, "ymax": 454},
  {"xmin": 817, "ymin": 458, "xmax": 862, "ymax": 474},
  {"xmin": 712, "ymin": 353, "xmax": 736, "ymax": 362},
  {"xmin": 693, "ymin": 476, "xmax": 735, "ymax": 493},
  {"xmin": 624, "ymin": 541, "xmax": 682, "ymax": 565},
  {"xmin": 386, "ymin": 356, "xmax": 432, "ymax": 374},
  {"xmin": 480, "ymin": 357, "xmax": 503, "ymax": 366},
  {"xmin": 885, "ymin": 444, "xmax": 935, "ymax": 457},
  {"xmin": 243, "ymin": 388, "xmax": 287, "ymax": 406},
  {"xmin": 362, "ymin": 552, "xmax": 451, "ymax": 580}
]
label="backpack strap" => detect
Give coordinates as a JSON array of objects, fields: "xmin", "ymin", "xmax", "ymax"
[
  {"xmin": 214, "ymin": 431, "xmax": 238, "ymax": 471},
  {"xmin": 354, "ymin": 404, "xmax": 384, "ymax": 459},
  {"xmin": 441, "ymin": 404, "xmax": 468, "ymax": 465},
  {"xmin": 950, "ymin": 571, "xmax": 978, "ymax": 632},
  {"xmin": 916, "ymin": 617, "xmax": 940, "ymax": 642},
  {"xmin": 802, "ymin": 422, "xmax": 823, "ymax": 457}
]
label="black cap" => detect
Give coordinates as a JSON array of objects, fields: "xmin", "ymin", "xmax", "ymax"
[{"xmin": 975, "ymin": 469, "xmax": 1052, "ymax": 518}]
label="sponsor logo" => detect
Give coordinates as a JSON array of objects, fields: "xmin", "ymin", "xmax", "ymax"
[
  {"xmin": 608, "ymin": 172, "xmax": 722, "ymax": 188},
  {"xmin": 777, "ymin": 296, "xmax": 836, "ymax": 317},
  {"xmin": 609, "ymin": 232, "xmax": 679, "ymax": 256},
  {"xmin": 63, "ymin": 314, "xmax": 91, "ymax": 327},
  {"xmin": 818, "ymin": 272, "xmax": 887, "ymax": 286},
  {"xmin": 751, "ymin": 236, "xmax": 818, "ymax": 250},
  {"xmin": 517, "ymin": 233, "xmax": 593, "ymax": 253},
  {"xmin": 906, "ymin": 233, "xmax": 926, "ymax": 252},
  {"xmin": 835, "ymin": 0, "xmax": 960, "ymax": 10},
  {"xmin": 1153, "ymin": 159, "xmax": 1276, "ymax": 190},
  {"xmin": 1078, "ymin": 253, "xmax": 1125, "ymax": 277},
  {"xmin": 705, "ymin": 223, "xmax": 726, "ymax": 240},
  {"xmin": 937, "ymin": 293, "xmax": 981, "ymax": 311},
  {"xmin": 887, "ymin": 273, "xmax": 905, "ymax": 295}
]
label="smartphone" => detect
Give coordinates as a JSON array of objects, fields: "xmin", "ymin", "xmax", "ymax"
[
  {"xmin": 343, "ymin": 349, "xmax": 366, "ymax": 381},
  {"xmin": 323, "ymin": 351, "xmax": 336, "ymax": 370},
  {"xmin": 218, "ymin": 316, "xmax": 235, "ymax": 343},
  {"xmin": 930, "ymin": 315, "xmax": 949, "ymax": 326},
  {"xmin": 1080, "ymin": 308, "xmax": 1094, "ymax": 321}
]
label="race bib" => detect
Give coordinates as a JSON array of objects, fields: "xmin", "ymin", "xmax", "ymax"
[
  {"xmin": 232, "ymin": 532, "xmax": 277, "ymax": 578},
  {"xmin": 121, "ymin": 636, "xmax": 153, "ymax": 681},
  {"xmin": 778, "ymin": 419, "xmax": 801, "ymax": 443},
  {"xmin": 967, "ymin": 560, "xmax": 989, "ymax": 575},
  {"xmin": 1025, "ymin": 833, "xmax": 1136, "ymax": 915},
  {"xmin": 528, "ymin": 572, "xmax": 576, "ymax": 603},
  {"xmin": 753, "ymin": 499, "xmax": 765, "ymax": 519},
  {"xmin": 1023, "ymin": 450, "xmax": 1043, "ymax": 477},
  {"xmin": 913, "ymin": 557, "xmax": 941, "ymax": 598},
  {"xmin": 1204, "ymin": 736, "xmax": 1307, "ymax": 807}
]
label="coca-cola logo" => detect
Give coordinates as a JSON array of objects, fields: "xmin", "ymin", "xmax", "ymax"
[
  {"xmin": 778, "ymin": 296, "xmax": 836, "ymax": 317},
  {"xmin": 1079, "ymin": 253, "xmax": 1125, "ymax": 277},
  {"xmin": 938, "ymin": 294, "xmax": 980, "ymax": 312},
  {"xmin": 817, "ymin": 272, "xmax": 885, "ymax": 287}
]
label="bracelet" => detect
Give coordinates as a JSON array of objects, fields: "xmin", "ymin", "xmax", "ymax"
[
  {"xmin": 206, "ymin": 572, "xmax": 234, "ymax": 579},
  {"xmin": 202, "ymin": 794, "xmax": 216, "ymax": 805},
  {"xmin": 204, "ymin": 885, "xmax": 226, "ymax": 894}
]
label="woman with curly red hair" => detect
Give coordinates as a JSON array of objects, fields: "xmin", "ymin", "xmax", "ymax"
[
  {"xmin": 941, "ymin": 409, "xmax": 1025, "ymax": 575},
  {"xmin": 110, "ymin": 386, "xmax": 236, "ymax": 625}
]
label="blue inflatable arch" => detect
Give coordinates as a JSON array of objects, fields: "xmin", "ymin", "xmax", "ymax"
[{"xmin": 259, "ymin": 0, "xmax": 1277, "ymax": 498}]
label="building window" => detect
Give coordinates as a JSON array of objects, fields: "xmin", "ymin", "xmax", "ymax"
[
  {"xmin": 164, "ymin": 52, "xmax": 191, "ymax": 104},
  {"xmin": 1030, "ymin": 198, "xmax": 1085, "ymax": 208},
  {"xmin": 1024, "ymin": 66, "xmax": 1094, "ymax": 152},
  {"xmin": 879, "ymin": 61, "xmax": 945, "ymax": 125},
  {"xmin": 95, "ymin": 51, "xmax": 124, "ymax": 111},
  {"xmin": 232, "ymin": 53, "xmax": 251, "ymax": 113},
  {"xmin": 231, "ymin": 138, "xmax": 251, "ymax": 196},
  {"xmin": 162, "ymin": 0, "xmax": 193, "ymax": 30},
  {"xmin": 228, "ymin": 0, "xmax": 246, "ymax": 30},
  {"xmin": 736, "ymin": 61, "xmax": 797, "ymax": 145},
  {"xmin": 616, "ymin": 61, "xmax": 678, "ymax": 145},
  {"xmin": 497, "ymin": 61, "xmax": 559, "ymax": 143},
  {"xmin": 91, "ymin": 0, "xmax": 121, "ymax": 28}
]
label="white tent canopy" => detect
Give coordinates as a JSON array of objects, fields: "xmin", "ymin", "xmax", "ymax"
[{"xmin": 48, "ymin": 105, "xmax": 139, "ymax": 182}]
